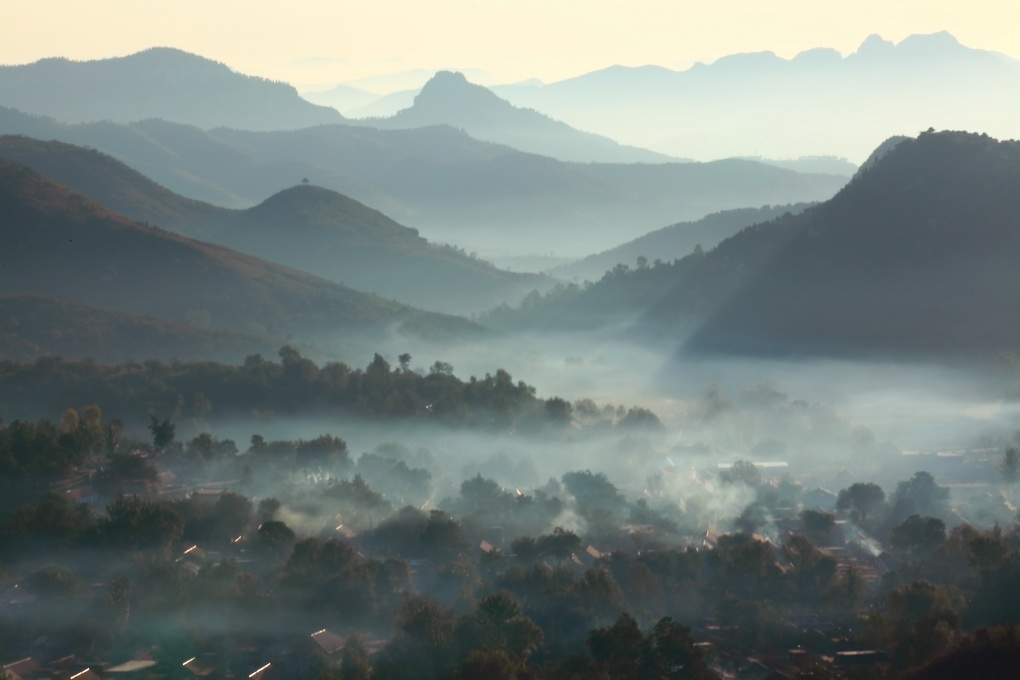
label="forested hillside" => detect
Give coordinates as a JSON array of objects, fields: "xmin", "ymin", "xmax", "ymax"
[
  {"xmin": 0, "ymin": 158, "xmax": 484, "ymax": 346},
  {"xmin": 487, "ymin": 132, "xmax": 1020, "ymax": 361}
]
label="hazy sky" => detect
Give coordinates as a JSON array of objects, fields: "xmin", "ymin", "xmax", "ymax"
[{"xmin": 3, "ymin": 0, "xmax": 1018, "ymax": 90}]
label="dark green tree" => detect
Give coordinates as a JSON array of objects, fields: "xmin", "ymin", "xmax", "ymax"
[
  {"xmin": 836, "ymin": 482, "xmax": 886, "ymax": 525},
  {"xmin": 148, "ymin": 415, "xmax": 175, "ymax": 450},
  {"xmin": 891, "ymin": 471, "xmax": 951, "ymax": 522},
  {"xmin": 891, "ymin": 515, "xmax": 947, "ymax": 556}
]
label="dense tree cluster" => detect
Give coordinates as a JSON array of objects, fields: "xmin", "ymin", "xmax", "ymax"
[
  {"xmin": 2, "ymin": 401, "xmax": 1020, "ymax": 679},
  {"xmin": 0, "ymin": 349, "xmax": 664, "ymax": 435}
]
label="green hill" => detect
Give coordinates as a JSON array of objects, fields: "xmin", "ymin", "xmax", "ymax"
[
  {"xmin": 674, "ymin": 131, "xmax": 1020, "ymax": 358},
  {"xmin": 0, "ymin": 137, "xmax": 552, "ymax": 313},
  {"xmin": 0, "ymin": 48, "xmax": 343, "ymax": 130},
  {"xmin": 0, "ymin": 110, "xmax": 848, "ymax": 257},
  {"xmin": 0, "ymin": 294, "xmax": 276, "ymax": 363},
  {"xmin": 486, "ymin": 132, "xmax": 1020, "ymax": 361},
  {"xmin": 230, "ymin": 184, "xmax": 552, "ymax": 313},
  {"xmin": 0, "ymin": 158, "xmax": 485, "ymax": 346}
]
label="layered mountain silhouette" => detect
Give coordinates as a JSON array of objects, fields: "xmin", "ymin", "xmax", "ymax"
[
  {"xmin": 0, "ymin": 110, "xmax": 846, "ymax": 256},
  {"xmin": 0, "ymin": 48, "xmax": 344, "ymax": 130},
  {"xmin": 493, "ymin": 33, "xmax": 1020, "ymax": 162},
  {"xmin": 355, "ymin": 71, "xmax": 676, "ymax": 163},
  {"xmin": 487, "ymin": 132, "xmax": 1020, "ymax": 360},
  {"xmin": 315, "ymin": 87, "xmax": 417, "ymax": 119},
  {"xmin": 550, "ymin": 203, "xmax": 816, "ymax": 283},
  {"xmin": 0, "ymin": 158, "xmax": 484, "ymax": 353},
  {"xmin": 0, "ymin": 137, "xmax": 552, "ymax": 314}
]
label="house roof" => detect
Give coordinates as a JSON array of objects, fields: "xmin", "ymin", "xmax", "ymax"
[
  {"xmin": 248, "ymin": 662, "xmax": 272, "ymax": 680},
  {"xmin": 182, "ymin": 657, "xmax": 215, "ymax": 676},
  {"xmin": 69, "ymin": 669, "xmax": 101, "ymax": 680},
  {"xmin": 311, "ymin": 629, "xmax": 346, "ymax": 655},
  {"xmin": 2, "ymin": 657, "xmax": 41, "ymax": 678},
  {"xmin": 107, "ymin": 660, "xmax": 158, "ymax": 673}
]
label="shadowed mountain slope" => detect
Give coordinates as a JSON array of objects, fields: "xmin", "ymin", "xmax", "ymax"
[
  {"xmin": 229, "ymin": 184, "xmax": 553, "ymax": 313},
  {"xmin": 550, "ymin": 203, "xmax": 816, "ymax": 282},
  {"xmin": 486, "ymin": 132, "xmax": 1020, "ymax": 360},
  {"xmin": 0, "ymin": 137, "xmax": 553, "ymax": 314},
  {"xmin": 0, "ymin": 158, "xmax": 484, "ymax": 344},
  {"xmin": 0, "ymin": 294, "xmax": 276, "ymax": 363},
  {"xmin": 672, "ymin": 131, "xmax": 1020, "ymax": 359},
  {"xmin": 0, "ymin": 48, "xmax": 344, "ymax": 130},
  {"xmin": 0, "ymin": 135, "xmax": 230, "ymax": 232}
]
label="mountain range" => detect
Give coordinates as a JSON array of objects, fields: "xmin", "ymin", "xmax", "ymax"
[
  {"xmin": 305, "ymin": 75, "xmax": 857, "ymax": 176},
  {"xmin": 0, "ymin": 136, "xmax": 552, "ymax": 315},
  {"xmin": 351, "ymin": 70, "xmax": 677, "ymax": 164},
  {"xmin": 0, "ymin": 47, "xmax": 344, "ymax": 130},
  {"xmin": 489, "ymin": 32, "xmax": 1020, "ymax": 162},
  {"xmin": 485, "ymin": 131, "xmax": 1020, "ymax": 361},
  {"xmin": 0, "ymin": 108, "xmax": 847, "ymax": 257}
]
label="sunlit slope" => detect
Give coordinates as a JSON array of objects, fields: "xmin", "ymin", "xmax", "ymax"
[
  {"xmin": 0, "ymin": 48, "xmax": 344, "ymax": 130},
  {"xmin": 0, "ymin": 159, "xmax": 484, "ymax": 341},
  {"xmin": 0, "ymin": 294, "xmax": 276, "ymax": 363},
  {"xmin": 0, "ymin": 135, "xmax": 231, "ymax": 234},
  {"xmin": 0, "ymin": 137, "xmax": 553, "ymax": 314}
]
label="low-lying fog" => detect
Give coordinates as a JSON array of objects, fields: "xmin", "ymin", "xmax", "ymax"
[{"xmin": 189, "ymin": 330, "xmax": 1018, "ymax": 541}]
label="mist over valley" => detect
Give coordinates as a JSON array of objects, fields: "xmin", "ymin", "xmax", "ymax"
[{"xmin": 1, "ymin": 12, "xmax": 1019, "ymax": 679}]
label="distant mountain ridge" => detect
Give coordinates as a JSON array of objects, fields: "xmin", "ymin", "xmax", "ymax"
[
  {"xmin": 491, "ymin": 32, "xmax": 1020, "ymax": 162},
  {"xmin": 673, "ymin": 131, "xmax": 1020, "ymax": 358},
  {"xmin": 0, "ymin": 48, "xmax": 345, "ymax": 130},
  {"xmin": 0, "ymin": 137, "xmax": 553, "ymax": 314},
  {"xmin": 355, "ymin": 71, "xmax": 678, "ymax": 164}
]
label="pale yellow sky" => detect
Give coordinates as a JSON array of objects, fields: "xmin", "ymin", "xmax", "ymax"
[{"xmin": 2, "ymin": 0, "xmax": 1018, "ymax": 89}]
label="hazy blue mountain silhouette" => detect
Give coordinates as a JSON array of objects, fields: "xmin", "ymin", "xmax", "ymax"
[
  {"xmin": 302, "ymin": 83, "xmax": 383, "ymax": 113},
  {"xmin": 0, "ymin": 109, "xmax": 847, "ymax": 257},
  {"xmin": 0, "ymin": 137, "xmax": 553, "ymax": 315},
  {"xmin": 550, "ymin": 203, "xmax": 816, "ymax": 283},
  {"xmin": 0, "ymin": 48, "xmax": 344, "ymax": 130},
  {"xmin": 493, "ymin": 32, "xmax": 1020, "ymax": 162},
  {"xmin": 357, "ymin": 71, "xmax": 677, "ymax": 163}
]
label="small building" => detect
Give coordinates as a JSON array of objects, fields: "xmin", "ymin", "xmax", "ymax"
[
  {"xmin": 69, "ymin": 669, "xmax": 101, "ymax": 680},
  {"xmin": 106, "ymin": 659, "xmax": 158, "ymax": 675},
  {"xmin": 310, "ymin": 629, "xmax": 346, "ymax": 661},
  {"xmin": 1, "ymin": 657, "xmax": 41, "ymax": 680}
]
